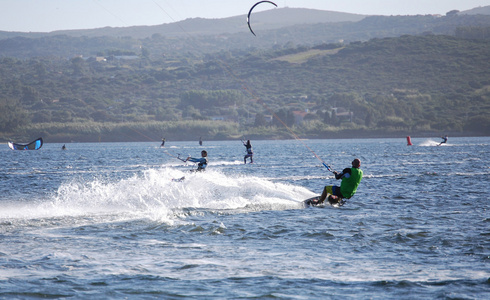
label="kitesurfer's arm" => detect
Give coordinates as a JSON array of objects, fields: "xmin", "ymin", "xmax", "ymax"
[
  {"xmin": 334, "ymin": 168, "xmax": 352, "ymax": 180},
  {"xmin": 187, "ymin": 157, "xmax": 208, "ymax": 165},
  {"xmin": 186, "ymin": 157, "xmax": 200, "ymax": 163}
]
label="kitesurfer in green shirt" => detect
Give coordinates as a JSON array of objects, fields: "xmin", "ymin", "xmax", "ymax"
[{"xmin": 317, "ymin": 158, "xmax": 363, "ymax": 205}]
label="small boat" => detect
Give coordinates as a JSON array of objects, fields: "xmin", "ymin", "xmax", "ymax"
[{"xmin": 8, "ymin": 137, "xmax": 43, "ymax": 150}]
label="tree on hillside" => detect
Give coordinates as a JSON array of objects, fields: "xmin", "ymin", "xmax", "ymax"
[
  {"xmin": 21, "ymin": 86, "xmax": 40, "ymax": 105},
  {"xmin": 70, "ymin": 57, "xmax": 86, "ymax": 76},
  {"xmin": 254, "ymin": 112, "xmax": 267, "ymax": 126},
  {"xmin": 273, "ymin": 109, "xmax": 295, "ymax": 127},
  {"xmin": 0, "ymin": 98, "xmax": 29, "ymax": 131}
]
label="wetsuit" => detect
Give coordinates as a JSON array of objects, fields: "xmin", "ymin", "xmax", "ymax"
[
  {"xmin": 188, "ymin": 157, "xmax": 208, "ymax": 171},
  {"xmin": 244, "ymin": 142, "xmax": 253, "ymax": 164}
]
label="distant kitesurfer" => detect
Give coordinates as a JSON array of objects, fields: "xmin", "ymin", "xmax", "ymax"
[
  {"xmin": 161, "ymin": 138, "xmax": 166, "ymax": 147},
  {"xmin": 243, "ymin": 140, "xmax": 253, "ymax": 164},
  {"xmin": 62, "ymin": 144, "xmax": 66, "ymax": 150},
  {"xmin": 438, "ymin": 135, "xmax": 448, "ymax": 146},
  {"xmin": 314, "ymin": 158, "xmax": 363, "ymax": 205},
  {"xmin": 186, "ymin": 150, "xmax": 208, "ymax": 172},
  {"xmin": 199, "ymin": 137, "xmax": 203, "ymax": 146}
]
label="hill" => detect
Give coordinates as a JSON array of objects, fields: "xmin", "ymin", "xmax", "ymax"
[
  {"xmin": 0, "ymin": 8, "xmax": 490, "ymax": 59},
  {"xmin": 460, "ymin": 6, "xmax": 490, "ymax": 15},
  {"xmin": 0, "ymin": 8, "xmax": 365, "ymax": 39},
  {"xmin": 0, "ymin": 34, "xmax": 489, "ymax": 142}
]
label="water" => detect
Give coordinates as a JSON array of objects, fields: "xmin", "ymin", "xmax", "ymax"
[{"xmin": 1, "ymin": 137, "xmax": 489, "ymax": 299}]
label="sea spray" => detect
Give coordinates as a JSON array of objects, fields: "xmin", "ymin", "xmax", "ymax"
[{"xmin": 1, "ymin": 167, "xmax": 313, "ymax": 223}]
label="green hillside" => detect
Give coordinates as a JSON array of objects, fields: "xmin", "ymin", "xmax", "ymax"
[
  {"xmin": 0, "ymin": 34, "xmax": 489, "ymax": 142},
  {"xmin": 1, "ymin": 12, "xmax": 489, "ymax": 59}
]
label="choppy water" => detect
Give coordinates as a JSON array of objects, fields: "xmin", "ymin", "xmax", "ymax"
[{"xmin": 1, "ymin": 137, "xmax": 489, "ymax": 299}]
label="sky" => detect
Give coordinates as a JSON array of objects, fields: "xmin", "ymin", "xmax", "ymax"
[{"xmin": 0, "ymin": 0, "xmax": 488, "ymax": 32}]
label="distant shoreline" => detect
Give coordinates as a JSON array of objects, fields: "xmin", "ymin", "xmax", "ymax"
[{"xmin": 2, "ymin": 129, "xmax": 486, "ymax": 144}]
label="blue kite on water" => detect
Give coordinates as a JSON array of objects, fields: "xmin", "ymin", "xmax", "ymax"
[{"xmin": 8, "ymin": 137, "xmax": 43, "ymax": 150}]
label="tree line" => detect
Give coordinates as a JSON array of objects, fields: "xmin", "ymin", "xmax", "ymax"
[{"xmin": 0, "ymin": 34, "xmax": 489, "ymax": 142}]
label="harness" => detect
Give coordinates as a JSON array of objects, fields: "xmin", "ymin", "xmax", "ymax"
[{"xmin": 197, "ymin": 158, "xmax": 208, "ymax": 171}]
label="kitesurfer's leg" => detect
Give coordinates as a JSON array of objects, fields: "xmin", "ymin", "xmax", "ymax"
[
  {"xmin": 244, "ymin": 155, "xmax": 247, "ymax": 164},
  {"xmin": 326, "ymin": 186, "xmax": 334, "ymax": 194},
  {"xmin": 318, "ymin": 186, "xmax": 333, "ymax": 204},
  {"xmin": 331, "ymin": 186, "xmax": 344, "ymax": 198},
  {"xmin": 327, "ymin": 194, "xmax": 340, "ymax": 204}
]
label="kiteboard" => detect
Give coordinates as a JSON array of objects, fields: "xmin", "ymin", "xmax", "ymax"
[
  {"xmin": 303, "ymin": 194, "xmax": 344, "ymax": 208},
  {"xmin": 172, "ymin": 176, "xmax": 185, "ymax": 182}
]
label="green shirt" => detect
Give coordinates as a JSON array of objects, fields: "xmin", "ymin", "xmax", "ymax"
[{"xmin": 340, "ymin": 167, "xmax": 363, "ymax": 199}]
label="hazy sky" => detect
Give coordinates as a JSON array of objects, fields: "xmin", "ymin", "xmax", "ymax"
[{"xmin": 1, "ymin": 0, "xmax": 488, "ymax": 32}]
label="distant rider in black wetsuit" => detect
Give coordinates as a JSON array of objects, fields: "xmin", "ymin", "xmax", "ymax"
[
  {"xmin": 438, "ymin": 135, "xmax": 448, "ymax": 146},
  {"xmin": 243, "ymin": 140, "xmax": 253, "ymax": 164}
]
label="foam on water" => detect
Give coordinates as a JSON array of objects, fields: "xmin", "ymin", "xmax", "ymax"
[
  {"xmin": 419, "ymin": 139, "xmax": 451, "ymax": 147},
  {"xmin": 211, "ymin": 160, "xmax": 243, "ymax": 166},
  {"xmin": 0, "ymin": 166, "xmax": 314, "ymax": 224}
]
